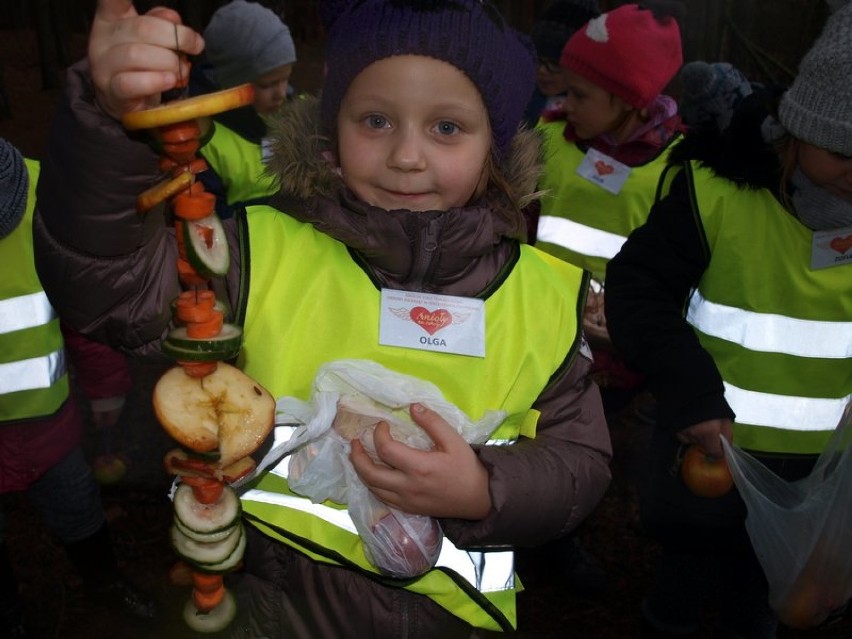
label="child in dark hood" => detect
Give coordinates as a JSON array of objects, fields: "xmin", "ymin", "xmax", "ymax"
[
  {"xmin": 606, "ymin": 1, "xmax": 852, "ymax": 636},
  {"xmin": 34, "ymin": 0, "xmax": 612, "ymax": 636}
]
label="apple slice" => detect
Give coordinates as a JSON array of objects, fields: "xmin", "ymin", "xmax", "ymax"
[
  {"xmin": 153, "ymin": 363, "xmax": 274, "ymax": 468},
  {"xmin": 122, "ymin": 84, "xmax": 255, "ymax": 131}
]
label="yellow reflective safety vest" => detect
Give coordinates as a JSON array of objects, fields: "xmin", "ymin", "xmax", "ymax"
[
  {"xmin": 0, "ymin": 159, "xmax": 69, "ymax": 422},
  {"xmin": 235, "ymin": 205, "xmax": 587, "ymax": 631},
  {"xmin": 681, "ymin": 161, "xmax": 852, "ymax": 454},
  {"xmin": 535, "ymin": 121, "xmax": 679, "ymax": 281},
  {"xmin": 200, "ymin": 121, "xmax": 278, "ymax": 206}
]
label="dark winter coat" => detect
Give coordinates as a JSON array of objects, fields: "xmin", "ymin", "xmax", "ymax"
[
  {"xmin": 33, "ymin": 60, "xmax": 612, "ymax": 638},
  {"xmin": 604, "ymin": 86, "xmax": 787, "ymax": 436}
]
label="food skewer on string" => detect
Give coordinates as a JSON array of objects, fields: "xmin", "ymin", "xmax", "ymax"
[{"xmin": 121, "ymin": 43, "xmax": 274, "ymax": 633}]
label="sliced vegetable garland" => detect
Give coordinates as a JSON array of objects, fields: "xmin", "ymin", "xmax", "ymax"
[{"xmin": 122, "ymin": 78, "xmax": 264, "ymax": 633}]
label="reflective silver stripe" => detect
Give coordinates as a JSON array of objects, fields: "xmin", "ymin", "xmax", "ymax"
[
  {"xmin": 724, "ymin": 382, "xmax": 850, "ymax": 432},
  {"xmin": 0, "ymin": 348, "xmax": 66, "ymax": 394},
  {"xmin": 0, "ymin": 292, "xmax": 56, "ymax": 335},
  {"xmin": 687, "ymin": 290, "xmax": 852, "ymax": 359},
  {"xmin": 536, "ymin": 216, "xmax": 626, "ymax": 260},
  {"xmin": 241, "ymin": 486, "xmax": 515, "ymax": 592},
  {"xmin": 246, "ymin": 427, "xmax": 515, "ymax": 593}
]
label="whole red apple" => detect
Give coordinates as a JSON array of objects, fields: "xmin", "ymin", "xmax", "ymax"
[{"xmin": 680, "ymin": 444, "xmax": 733, "ymax": 498}]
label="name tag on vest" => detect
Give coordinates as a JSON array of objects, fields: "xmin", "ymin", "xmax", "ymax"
[
  {"xmin": 576, "ymin": 148, "xmax": 631, "ymax": 195},
  {"xmin": 379, "ymin": 289, "xmax": 485, "ymax": 357},
  {"xmin": 811, "ymin": 225, "xmax": 852, "ymax": 270}
]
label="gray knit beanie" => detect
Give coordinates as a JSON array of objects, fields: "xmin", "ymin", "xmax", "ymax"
[
  {"xmin": 204, "ymin": 0, "xmax": 297, "ymax": 89},
  {"xmin": 0, "ymin": 139, "xmax": 28, "ymax": 239},
  {"xmin": 679, "ymin": 61, "xmax": 753, "ymax": 131},
  {"xmin": 778, "ymin": 0, "xmax": 852, "ymax": 155}
]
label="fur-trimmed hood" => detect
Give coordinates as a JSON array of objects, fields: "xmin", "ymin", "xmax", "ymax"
[
  {"xmin": 667, "ymin": 84, "xmax": 787, "ymax": 192},
  {"xmin": 259, "ymin": 95, "xmax": 548, "ymax": 297}
]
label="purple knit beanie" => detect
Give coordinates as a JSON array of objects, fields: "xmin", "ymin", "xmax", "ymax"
[{"xmin": 319, "ymin": 0, "xmax": 536, "ymax": 157}]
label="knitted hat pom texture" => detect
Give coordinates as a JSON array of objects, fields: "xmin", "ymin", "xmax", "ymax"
[
  {"xmin": 778, "ymin": 0, "xmax": 852, "ymax": 155},
  {"xmin": 0, "ymin": 139, "xmax": 28, "ymax": 239},
  {"xmin": 204, "ymin": 0, "xmax": 297, "ymax": 88}
]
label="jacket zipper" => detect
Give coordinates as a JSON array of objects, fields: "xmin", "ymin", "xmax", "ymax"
[{"xmin": 409, "ymin": 216, "xmax": 440, "ymax": 290}]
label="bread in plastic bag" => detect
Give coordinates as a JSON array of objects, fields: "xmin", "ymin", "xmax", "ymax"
[
  {"xmin": 722, "ymin": 400, "xmax": 852, "ymax": 630},
  {"xmin": 270, "ymin": 359, "xmax": 506, "ymax": 578}
]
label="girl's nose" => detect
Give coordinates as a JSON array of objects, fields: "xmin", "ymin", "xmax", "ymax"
[{"xmin": 387, "ymin": 127, "xmax": 426, "ymax": 171}]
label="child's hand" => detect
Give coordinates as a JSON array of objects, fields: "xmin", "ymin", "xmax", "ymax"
[
  {"xmin": 89, "ymin": 0, "xmax": 204, "ymax": 120},
  {"xmin": 350, "ymin": 403, "xmax": 492, "ymax": 520},
  {"xmin": 677, "ymin": 418, "xmax": 733, "ymax": 458}
]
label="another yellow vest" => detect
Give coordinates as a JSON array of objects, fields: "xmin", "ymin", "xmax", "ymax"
[
  {"xmin": 684, "ymin": 161, "xmax": 852, "ymax": 454},
  {"xmin": 0, "ymin": 159, "xmax": 69, "ymax": 422},
  {"xmin": 235, "ymin": 205, "xmax": 587, "ymax": 631},
  {"xmin": 535, "ymin": 121, "xmax": 678, "ymax": 281},
  {"xmin": 201, "ymin": 122, "xmax": 278, "ymax": 205}
]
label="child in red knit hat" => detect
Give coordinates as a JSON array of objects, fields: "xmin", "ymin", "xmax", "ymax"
[{"xmin": 532, "ymin": 1, "xmax": 686, "ymax": 402}]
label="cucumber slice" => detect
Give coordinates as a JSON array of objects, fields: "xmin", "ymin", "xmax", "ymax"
[
  {"xmin": 183, "ymin": 213, "xmax": 229, "ymax": 277},
  {"xmin": 183, "ymin": 588, "xmax": 237, "ymax": 633},
  {"xmin": 197, "ymin": 524, "xmax": 246, "ymax": 573},
  {"xmin": 174, "ymin": 515, "xmax": 236, "ymax": 544},
  {"xmin": 173, "ymin": 483, "xmax": 241, "ymax": 535},
  {"xmin": 162, "ymin": 325, "xmax": 242, "ymax": 361},
  {"xmin": 171, "ymin": 522, "xmax": 242, "ymax": 565}
]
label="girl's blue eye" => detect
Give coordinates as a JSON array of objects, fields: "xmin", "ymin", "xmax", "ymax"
[
  {"xmin": 367, "ymin": 115, "xmax": 388, "ymax": 129},
  {"xmin": 437, "ymin": 121, "xmax": 459, "ymax": 135}
]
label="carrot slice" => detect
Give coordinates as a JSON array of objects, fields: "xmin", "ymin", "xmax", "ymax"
[
  {"xmin": 179, "ymin": 360, "xmax": 219, "ymax": 378},
  {"xmin": 181, "ymin": 476, "xmax": 224, "ymax": 505},
  {"xmin": 162, "ymin": 138, "xmax": 200, "ymax": 163},
  {"xmin": 186, "ymin": 309, "xmax": 224, "ymax": 339},
  {"xmin": 192, "ymin": 584, "xmax": 226, "ymax": 613},
  {"xmin": 158, "ymin": 119, "xmax": 201, "ymax": 144},
  {"xmin": 177, "ymin": 257, "xmax": 208, "ymax": 287},
  {"xmin": 174, "ymin": 191, "xmax": 215, "ymax": 221},
  {"xmin": 192, "ymin": 572, "xmax": 224, "ymax": 594},
  {"xmin": 175, "ymin": 290, "xmax": 216, "ymax": 324}
]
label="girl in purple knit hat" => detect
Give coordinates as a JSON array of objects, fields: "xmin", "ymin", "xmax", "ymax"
[{"xmin": 34, "ymin": 0, "xmax": 612, "ymax": 636}]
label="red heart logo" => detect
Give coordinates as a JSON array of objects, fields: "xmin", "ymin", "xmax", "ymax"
[
  {"xmin": 409, "ymin": 307, "xmax": 452, "ymax": 335},
  {"xmin": 829, "ymin": 235, "xmax": 852, "ymax": 255},
  {"xmin": 594, "ymin": 160, "xmax": 614, "ymax": 176}
]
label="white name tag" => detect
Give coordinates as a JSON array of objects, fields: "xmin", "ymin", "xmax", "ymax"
[
  {"xmin": 379, "ymin": 289, "xmax": 485, "ymax": 357},
  {"xmin": 811, "ymin": 225, "xmax": 852, "ymax": 270},
  {"xmin": 576, "ymin": 148, "xmax": 631, "ymax": 195}
]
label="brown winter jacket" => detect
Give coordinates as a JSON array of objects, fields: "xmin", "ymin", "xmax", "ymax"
[{"xmin": 33, "ymin": 60, "xmax": 611, "ymax": 638}]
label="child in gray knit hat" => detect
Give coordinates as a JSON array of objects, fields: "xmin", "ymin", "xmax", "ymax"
[
  {"xmin": 605, "ymin": 1, "xmax": 852, "ymax": 636},
  {"xmin": 189, "ymin": 0, "xmax": 299, "ymax": 218}
]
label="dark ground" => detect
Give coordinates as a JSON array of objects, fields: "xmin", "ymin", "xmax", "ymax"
[{"xmin": 1, "ymin": 25, "xmax": 851, "ymax": 639}]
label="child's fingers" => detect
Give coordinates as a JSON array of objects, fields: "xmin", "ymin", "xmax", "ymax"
[{"xmin": 407, "ymin": 403, "xmax": 458, "ymax": 450}]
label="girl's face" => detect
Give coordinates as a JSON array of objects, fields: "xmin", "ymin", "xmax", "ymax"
[
  {"xmin": 336, "ymin": 55, "xmax": 492, "ymax": 212},
  {"xmin": 563, "ymin": 70, "xmax": 639, "ymax": 142},
  {"xmin": 797, "ymin": 142, "xmax": 852, "ymax": 201},
  {"xmin": 252, "ymin": 64, "xmax": 294, "ymax": 116}
]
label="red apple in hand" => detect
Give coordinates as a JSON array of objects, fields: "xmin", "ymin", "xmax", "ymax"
[
  {"xmin": 93, "ymin": 453, "xmax": 128, "ymax": 485},
  {"xmin": 369, "ymin": 511, "xmax": 442, "ymax": 578},
  {"xmin": 680, "ymin": 445, "xmax": 733, "ymax": 498}
]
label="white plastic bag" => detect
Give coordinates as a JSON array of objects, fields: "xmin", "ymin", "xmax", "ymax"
[
  {"xmin": 722, "ymin": 401, "xmax": 852, "ymax": 630},
  {"xmin": 273, "ymin": 359, "xmax": 506, "ymax": 578}
]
